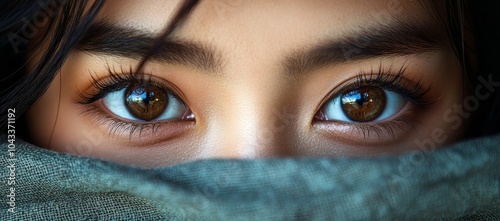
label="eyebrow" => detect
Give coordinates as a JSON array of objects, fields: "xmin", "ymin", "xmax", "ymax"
[
  {"xmin": 76, "ymin": 19, "xmax": 444, "ymax": 77},
  {"xmin": 282, "ymin": 20, "xmax": 445, "ymax": 77},
  {"xmin": 75, "ymin": 21, "xmax": 224, "ymax": 73}
]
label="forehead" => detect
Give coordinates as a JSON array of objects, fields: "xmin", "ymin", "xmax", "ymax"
[
  {"xmin": 95, "ymin": 0, "xmax": 437, "ymax": 35},
  {"xmin": 90, "ymin": 0, "xmax": 444, "ymax": 78},
  {"xmin": 76, "ymin": 1, "xmax": 446, "ymax": 72}
]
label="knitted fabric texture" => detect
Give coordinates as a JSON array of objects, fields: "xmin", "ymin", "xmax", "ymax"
[{"xmin": 1, "ymin": 136, "xmax": 499, "ymax": 220}]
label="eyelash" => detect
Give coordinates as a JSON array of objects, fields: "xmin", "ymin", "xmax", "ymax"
[
  {"xmin": 76, "ymin": 67, "xmax": 187, "ymax": 137},
  {"xmin": 77, "ymin": 64, "xmax": 435, "ymax": 139},
  {"xmin": 337, "ymin": 65, "xmax": 432, "ymax": 107},
  {"xmin": 78, "ymin": 67, "xmax": 179, "ymax": 104},
  {"xmin": 316, "ymin": 64, "xmax": 435, "ymax": 139}
]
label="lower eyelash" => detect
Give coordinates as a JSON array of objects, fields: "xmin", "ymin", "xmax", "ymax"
[
  {"xmin": 78, "ymin": 104, "xmax": 164, "ymax": 139},
  {"xmin": 315, "ymin": 63, "xmax": 436, "ymax": 141},
  {"xmin": 316, "ymin": 106, "xmax": 427, "ymax": 143},
  {"xmin": 350, "ymin": 111, "xmax": 424, "ymax": 140},
  {"xmin": 75, "ymin": 65, "xmax": 192, "ymax": 139}
]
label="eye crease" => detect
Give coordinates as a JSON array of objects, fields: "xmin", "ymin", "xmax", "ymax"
[
  {"xmin": 77, "ymin": 62, "xmax": 431, "ymax": 140},
  {"xmin": 310, "ymin": 64, "xmax": 435, "ymax": 142},
  {"xmin": 16, "ymin": 0, "xmax": 469, "ymax": 167},
  {"xmin": 4, "ymin": 0, "xmax": 492, "ymax": 218},
  {"xmin": 316, "ymin": 86, "xmax": 406, "ymax": 123},
  {"xmin": 102, "ymin": 85, "xmax": 191, "ymax": 122},
  {"xmin": 79, "ymin": 70, "xmax": 194, "ymax": 126}
]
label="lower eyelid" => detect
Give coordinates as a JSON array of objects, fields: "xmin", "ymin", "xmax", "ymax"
[
  {"xmin": 76, "ymin": 103, "xmax": 194, "ymax": 144},
  {"xmin": 319, "ymin": 90, "xmax": 409, "ymax": 123},
  {"xmin": 312, "ymin": 106, "xmax": 424, "ymax": 146}
]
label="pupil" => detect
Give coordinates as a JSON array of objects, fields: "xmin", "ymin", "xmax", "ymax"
[
  {"xmin": 341, "ymin": 86, "xmax": 386, "ymax": 122},
  {"xmin": 125, "ymin": 84, "xmax": 168, "ymax": 121}
]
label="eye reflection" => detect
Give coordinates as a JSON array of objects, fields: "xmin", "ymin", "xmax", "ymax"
[
  {"xmin": 341, "ymin": 86, "xmax": 386, "ymax": 122},
  {"xmin": 316, "ymin": 86, "xmax": 406, "ymax": 123},
  {"xmin": 102, "ymin": 84, "xmax": 192, "ymax": 122},
  {"xmin": 125, "ymin": 84, "xmax": 169, "ymax": 121}
]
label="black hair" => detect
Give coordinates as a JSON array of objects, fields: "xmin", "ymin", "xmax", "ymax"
[
  {"xmin": 0, "ymin": 0, "xmax": 105, "ymax": 138},
  {"xmin": 461, "ymin": 1, "xmax": 500, "ymax": 136},
  {"xmin": 0, "ymin": 0, "xmax": 498, "ymax": 141}
]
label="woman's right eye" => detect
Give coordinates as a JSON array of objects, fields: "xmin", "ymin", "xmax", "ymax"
[{"xmin": 101, "ymin": 83, "xmax": 194, "ymax": 122}]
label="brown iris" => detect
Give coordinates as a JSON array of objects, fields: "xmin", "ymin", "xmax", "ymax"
[
  {"xmin": 341, "ymin": 86, "xmax": 386, "ymax": 122},
  {"xmin": 125, "ymin": 84, "xmax": 168, "ymax": 121}
]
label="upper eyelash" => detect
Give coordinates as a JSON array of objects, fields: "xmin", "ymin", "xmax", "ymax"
[
  {"xmin": 75, "ymin": 66, "xmax": 189, "ymax": 137},
  {"xmin": 76, "ymin": 66, "xmax": 179, "ymax": 105},
  {"xmin": 338, "ymin": 63, "xmax": 435, "ymax": 109},
  {"xmin": 315, "ymin": 63, "xmax": 435, "ymax": 139},
  {"xmin": 77, "ymin": 66, "xmax": 135, "ymax": 104},
  {"xmin": 79, "ymin": 63, "xmax": 434, "ymax": 139}
]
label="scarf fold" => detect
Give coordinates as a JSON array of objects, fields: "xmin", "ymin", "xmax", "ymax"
[{"xmin": 1, "ymin": 135, "xmax": 499, "ymax": 220}]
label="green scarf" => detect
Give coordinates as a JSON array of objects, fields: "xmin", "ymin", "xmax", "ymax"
[{"xmin": 1, "ymin": 135, "xmax": 499, "ymax": 220}]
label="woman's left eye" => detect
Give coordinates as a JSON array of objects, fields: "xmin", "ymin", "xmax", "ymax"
[
  {"xmin": 101, "ymin": 83, "xmax": 193, "ymax": 122},
  {"xmin": 315, "ymin": 86, "xmax": 406, "ymax": 122}
]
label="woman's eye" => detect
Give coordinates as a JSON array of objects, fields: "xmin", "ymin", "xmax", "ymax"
[
  {"xmin": 101, "ymin": 83, "xmax": 193, "ymax": 122},
  {"xmin": 316, "ymin": 86, "xmax": 406, "ymax": 122}
]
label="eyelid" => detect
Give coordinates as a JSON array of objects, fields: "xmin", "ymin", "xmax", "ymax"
[
  {"xmin": 101, "ymin": 87, "xmax": 189, "ymax": 122},
  {"xmin": 319, "ymin": 89, "xmax": 407, "ymax": 123},
  {"xmin": 79, "ymin": 103, "xmax": 195, "ymax": 143},
  {"xmin": 76, "ymin": 67, "xmax": 191, "ymax": 108},
  {"xmin": 75, "ymin": 67, "xmax": 195, "ymax": 139},
  {"xmin": 312, "ymin": 64, "xmax": 433, "ymax": 121},
  {"xmin": 313, "ymin": 108, "xmax": 424, "ymax": 145},
  {"xmin": 311, "ymin": 64, "xmax": 435, "ymax": 144}
]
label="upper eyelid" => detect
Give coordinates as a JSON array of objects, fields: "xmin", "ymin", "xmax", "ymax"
[
  {"xmin": 312, "ymin": 65, "xmax": 433, "ymax": 120},
  {"xmin": 75, "ymin": 68, "xmax": 189, "ymax": 105},
  {"xmin": 77, "ymin": 17, "xmax": 444, "ymax": 79},
  {"xmin": 315, "ymin": 66, "xmax": 402, "ymax": 106}
]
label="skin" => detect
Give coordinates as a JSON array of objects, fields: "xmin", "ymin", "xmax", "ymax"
[{"xmin": 27, "ymin": 0, "xmax": 464, "ymax": 167}]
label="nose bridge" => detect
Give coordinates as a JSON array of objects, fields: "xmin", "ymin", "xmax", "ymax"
[
  {"xmin": 203, "ymin": 75, "xmax": 295, "ymax": 159},
  {"xmin": 205, "ymin": 94, "xmax": 274, "ymax": 159},
  {"xmin": 197, "ymin": 26, "xmax": 298, "ymax": 158}
]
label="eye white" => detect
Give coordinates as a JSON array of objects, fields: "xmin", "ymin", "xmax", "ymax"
[
  {"xmin": 322, "ymin": 89, "xmax": 406, "ymax": 122},
  {"xmin": 102, "ymin": 88, "xmax": 187, "ymax": 121}
]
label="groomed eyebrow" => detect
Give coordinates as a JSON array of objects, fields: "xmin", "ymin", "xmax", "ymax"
[
  {"xmin": 76, "ymin": 19, "xmax": 444, "ymax": 78},
  {"xmin": 283, "ymin": 19, "xmax": 446, "ymax": 77},
  {"xmin": 75, "ymin": 21, "xmax": 223, "ymax": 74}
]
